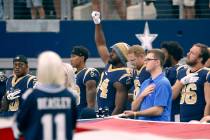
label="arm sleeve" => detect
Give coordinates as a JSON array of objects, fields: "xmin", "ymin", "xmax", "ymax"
[
  {"xmin": 119, "ymin": 75, "xmax": 132, "ymax": 89},
  {"xmin": 177, "ymin": 69, "xmax": 185, "ymax": 81},
  {"xmin": 83, "ymin": 68, "xmax": 100, "ymax": 84},
  {"xmin": 27, "ymin": 76, "xmax": 37, "ymax": 88}
]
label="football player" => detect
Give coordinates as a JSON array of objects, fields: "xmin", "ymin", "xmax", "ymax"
[
  {"xmin": 160, "ymin": 41, "xmax": 184, "ymax": 121},
  {"xmin": 173, "ymin": 43, "xmax": 210, "ymax": 122},
  {"xmin": 127, "ymin": 45, "xmax": 151, "ymax": 101},
  {"xmin": 127, "ymin": 45, "xmax": 150, "ymax": 110},
  {"xmin": 0, "ymin": 55, "xmax": 36, "ymax": 116},
  {"xmin": 70, "ymin": 46, "xmax": 100, "ymax": 115},
  {"xmin": 92, "ymin": 11, "xmax": 131, "ymax": 115}
]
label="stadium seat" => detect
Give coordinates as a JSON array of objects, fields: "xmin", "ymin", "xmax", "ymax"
[
  {"xmin": 73, "ymin": 2, "xmax": 92, "ymax": 20},
  {"xmin": 127, "ymin": 2, "xmax": 157, "ymax": 20}
]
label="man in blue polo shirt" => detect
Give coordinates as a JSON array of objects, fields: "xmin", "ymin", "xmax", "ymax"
[{"xmin": 124, "ymin": 49, "xmax": 172, "ymax": 121}]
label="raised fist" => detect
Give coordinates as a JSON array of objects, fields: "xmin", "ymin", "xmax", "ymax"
[{"xmin": 91, "ymin": 11, "xmax": 101, "ymax": 24}]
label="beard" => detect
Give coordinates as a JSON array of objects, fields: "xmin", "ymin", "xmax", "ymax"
[
  {"xmin": 186, "ymin": 56, "xmax": 198, "ymax": 66},
  {"xmin": 108, "ymin": 57, "xmax": 122, "ymax": 66},
  {"xmin": 108, "ymin": 59, "xmax": 118, "ymax": 66},
  {"xmin": 186, "ymin": 59, "xmax": 197, "ymax": 66}
]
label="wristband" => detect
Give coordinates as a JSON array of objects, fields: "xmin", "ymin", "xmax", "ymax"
[{"xmin": 134, "ymin": 112, "xmax": 137, "ymax": 119}]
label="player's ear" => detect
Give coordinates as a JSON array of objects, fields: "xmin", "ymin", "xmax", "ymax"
[
  {"xmin": 81, "ymin": 56, "xmax": 85, "ymax": 62},
  {"xmin": 26, "ymin": 63, "xmax": 29, "ymax": 68},
  {"xmin": 156, "ymin": 59, "xmax": 161, "ymax": 66},
  {"xmin": 25, "ymin": 64, "xmax": 29, "ymax": 72}
]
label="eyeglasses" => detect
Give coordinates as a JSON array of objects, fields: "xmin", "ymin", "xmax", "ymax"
[{"xmin": 144, "ymin": 58, "xmax": 158, "ymax": 62}]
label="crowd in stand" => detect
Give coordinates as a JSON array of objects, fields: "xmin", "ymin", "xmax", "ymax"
[
  {"xmin": 0, "ymin": 9, "xmax": 209, "ymax": 140},
  {"xmin": 1, "ymin": 0, "xmax": 210, "ymax": 20}
]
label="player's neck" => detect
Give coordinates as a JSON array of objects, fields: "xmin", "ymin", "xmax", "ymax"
[
  {"xmin": 171, "ymin": 59, "xmax": 178, "ymax": 67},
  {"xmin": 190, "ymin": 63, "xmax": 204, "ymax": 72},
  {"xmin": 112, "ymin": 63, "xmax": 125, "ymax": 69},
  {"xmin": 136, "ymin": 63, "xmax": 144, "ymax": 70},
  {"xmin": 14, "ymin": 73, "xmax": 26, "ymax": 78},
  {"xmin": 76, "ymin": 64, "xmax": 86, "ymax": 72}
]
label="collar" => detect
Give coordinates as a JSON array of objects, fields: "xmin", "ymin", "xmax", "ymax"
[{"xmin": 149, "ymin": 72, "xmax": 164, "ymax": 83}]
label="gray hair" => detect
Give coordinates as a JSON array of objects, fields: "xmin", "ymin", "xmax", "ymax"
[
  {"xmin": 37, "ymin": 51, "xmax": 65, "ymax": 85},
  {"xmin": 63, "ymin": 63, "xmax": 80, "ymax": 105}
]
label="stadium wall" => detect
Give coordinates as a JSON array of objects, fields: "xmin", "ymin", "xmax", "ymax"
[{"xmin": 0, "ymin": 20, "xmax": 210, "ymax": 58}]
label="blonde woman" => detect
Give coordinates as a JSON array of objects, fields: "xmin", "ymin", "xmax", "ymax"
[{"xmin": 63, "ymin": 63, "xmax": 80, "ymax": 105}]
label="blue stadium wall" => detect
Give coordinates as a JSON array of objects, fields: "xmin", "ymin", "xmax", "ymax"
[{"xmin": 0, "ymin": 20, "xmax": 210, "ymax": 58}]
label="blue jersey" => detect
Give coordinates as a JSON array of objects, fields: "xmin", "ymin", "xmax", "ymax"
[
  {"xmin": 131, "ymin": 65, "xmax": 150, "ymax": 100},
  {"xmin": 76, "ymin": 68, "xmax": 100, "ymax": 112},
  {"xmin": 14, "ymin": 85, "xmax": 77, "ymax": 140},
  {"xmin": 6, "ymin": 74, "xmax": 36, "ymax": 112},
  {"xmin": 97, "ymin": 64, "xmax": 131, "ymax": 115},
  {"xmin": 137, "ymin": 73, "xmax": 172, "ymax": 121},
  {"xmin": 177, "ymin": 67, "xmax": 209, "ymax": 122},
  {"xmin": 164, "ymin": 64, "xmax": 185, "ymax": 121}
]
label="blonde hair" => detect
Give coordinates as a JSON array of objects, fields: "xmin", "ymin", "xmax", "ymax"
[
  {"xmin": 128, "ymin": 45, "xmax": 145, "ymax": 57},
  {"xmin": 63, "ymin": 63, "xmax": 80, "ymax": 105},
  {"xmin": 37, "ymin": 51, "xmax": 65, "ymax": 85},
  {"xmin": 63, "ymin": 63, "xmax": 76, "ymax": 87}
]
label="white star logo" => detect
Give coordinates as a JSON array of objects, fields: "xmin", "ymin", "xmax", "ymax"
[{"xmin": 135, "ymin": 22, "xmax": 158, "ymax": 50}]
